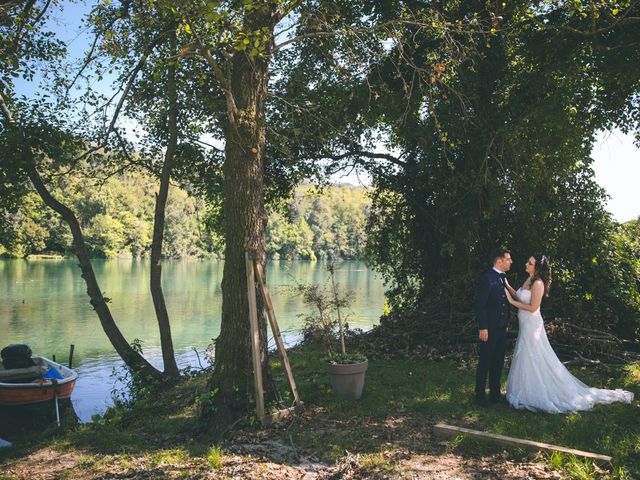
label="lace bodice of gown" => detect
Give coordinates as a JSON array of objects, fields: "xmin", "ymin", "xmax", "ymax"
[
  {"xmin": 516, "ymin": 287, "xmax": 530, "ymax": 303},
  {"xmin": 516, "ymin": 288, "xmax": 537, "ymax": 312},
  {"xmin": 506, "ymin": 288, "xmax": 634, "ymax": 413}
]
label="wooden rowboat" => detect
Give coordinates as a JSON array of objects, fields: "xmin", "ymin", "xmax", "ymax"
[{"xmin": 0, "ymin": 357, "xmax": 78, "ymax": 406}]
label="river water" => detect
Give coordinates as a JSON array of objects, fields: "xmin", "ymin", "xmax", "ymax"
[{"xmin": 0, "ymin": 259, "xmax": 385, "ymax": 421}]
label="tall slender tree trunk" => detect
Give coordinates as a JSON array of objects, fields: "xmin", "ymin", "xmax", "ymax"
[
  {"xmin": 207, "ymin": 12, "xmax": 277, "ymax": 430},
  {"xmin": 149, "ymin": 31, "xmax": 180, "ymax": 378}
]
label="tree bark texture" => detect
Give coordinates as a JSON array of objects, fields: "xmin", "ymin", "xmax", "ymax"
[
  {"xmin": 149, "ymin": 31, "xmax": 180, "ymax": 378},
  {"xmin": 209, "ymin": 10, "xmax": 277, "ymax": 425}
]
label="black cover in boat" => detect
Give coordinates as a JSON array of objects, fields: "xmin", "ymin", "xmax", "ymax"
[{"xmin": 1, "ymin": 344, "xmax": 35, "ymax": 369}]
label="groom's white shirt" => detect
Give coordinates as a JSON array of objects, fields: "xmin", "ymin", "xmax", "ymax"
[{"xmin": 492, "ymin": 266, "xmax": 504, "ymax": 274}]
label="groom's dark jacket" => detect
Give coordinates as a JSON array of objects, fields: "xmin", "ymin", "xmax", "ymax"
[{"xmin": 475, "ymin": 269, "xmax": 509, "ymax": 330}]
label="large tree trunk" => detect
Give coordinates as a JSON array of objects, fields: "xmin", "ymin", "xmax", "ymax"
[
  {"xmin": 206, "ymin": 12, "xmax": 277, "ymax": 431},
  {"xmin": 149, "ymin": 31, "xmax": 180, "ymax": 378}
]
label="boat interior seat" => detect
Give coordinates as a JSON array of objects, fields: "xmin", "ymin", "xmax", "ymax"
[{"xmin": 0, "ymin": 364, "xmax": 48, "ymax": 381}]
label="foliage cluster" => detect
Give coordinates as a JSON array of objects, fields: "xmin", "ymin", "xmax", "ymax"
[
  {"xmin": 0, "ymin": 171, "xmax": 211, "ymax": 258},
  {"xmin": 340, "ymin": 2, "xmax": 640, "ymax": 340},
  {"xmin": 266, "ymin": 184, "xmax": 370, "ymax": 261},
  {"xmin": 0, "ymin": 175, "xmax": 370, "ymax": 260},
  {"xmin": 250, "ymin": 1, "xmax": 640, "ymax": 342}
]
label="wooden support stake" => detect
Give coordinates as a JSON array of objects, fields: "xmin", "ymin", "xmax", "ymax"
[
  {"xmin": 433, "ymin": 424, "xmax": 612, "ymax": 463},
  {"xmin": 68, "ymin": 344, "xmax": 75, "ymax": 369},
  {"xmin": 254, "ymin": 261, "xmax": 301, "ymax": 405},
  {"xmin": 245, "ymin": 252, "xmax": 265, "ymax": 423}
]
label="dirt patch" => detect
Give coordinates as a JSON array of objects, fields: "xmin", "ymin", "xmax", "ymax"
[
  {"xmin": 395, "ymin": 453, "xmax": 565, "ymax": 479},
  {"xmin": 2, "ymin": 447, "xmax": 82, "ymax": 479},
  {"xmin": 1, "ymin": 434, "xmax": 562, "ymax": 480}
]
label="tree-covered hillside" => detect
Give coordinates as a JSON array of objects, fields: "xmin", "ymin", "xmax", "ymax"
[
  {"xmin": 267, "ymin": 184, "xmax": 369, "ymax": 261},
  {"xmin": 0, "ymin": 173, "xmax": 369, "ymax": 260}
]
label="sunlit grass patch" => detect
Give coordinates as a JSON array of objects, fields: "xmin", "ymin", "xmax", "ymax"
[
  {"xmin": 326, "ymin": 444, "xmax": 345, "ymax": 463},
  {"xmin": 544, "ymin": 452, "xmax": 607, "ymax": 480},
  {"xmin": 115, "ymin": 455, "xmax": 137, "ymax": 470},
  {"xmin": 487, "ymin": 417, "xmax": 518, "ymax": 436},
  {"xmin": 425, "ymin": 390, "xmax": 452, "ymax": 402},
  {"xmin": 359, "ymin": 451, "xmax": 400, "ymax": 476},
  {"xmin": 206, "ymin": 446, "xmax": 223, "ymax": 469},
  {"xmin": 149, "ymin": 448, "xmax": 191, "ymax": 467},
  {"xmin": 622, "ymin": 362, "xmax": 640, "ymax": 387}
]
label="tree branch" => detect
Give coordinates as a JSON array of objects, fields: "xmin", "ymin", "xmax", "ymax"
[
  {"xmin": 70, "ymin": 31, "xmax": 169, "ymax": 164},
  {"xmin": 65, "ymin": 26, "xmax": 106, "ymax": 96},
  {"xmin": 320, "ymin": 149, "xmax": 407, "ymax": 169},
  {"xmin": 185, "ymin": 21, "xmax": 227, "ymax": 86},
  {"xmin": 29, "ymin": 0, "xmax": 52, "ymax": 29},
  {"xmin": 0, "ymin": 92, "xmax": 15, "ymax": 124},
  {"xmin": 10, "ymin": 0, "xmax": 37, "ymax": 54},
  {"xmin": 274, "ymin": 30, "xmax": 347, "ymax": 52},
  {"xmin": 185, "ymin": 20, "xmax": 239, "ymax": 125}
]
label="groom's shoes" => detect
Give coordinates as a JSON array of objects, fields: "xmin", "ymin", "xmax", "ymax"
[
  {"xmin": 489, "ymin": 393, "xmax": 507, "ymax": 404},
  {"xmin": 473, "ymin": 395, "xmax": 488, "ymax": 407}
]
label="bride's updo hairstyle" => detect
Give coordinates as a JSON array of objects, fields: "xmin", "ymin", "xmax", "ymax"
[{"xmin": 532, "ymin": 254, "xmax": 552, "ymax": 296}]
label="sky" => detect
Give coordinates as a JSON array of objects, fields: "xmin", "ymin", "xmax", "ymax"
[
  {"xmin": 13, "ymin": 1, "xmax": 640, "ymax": 224},
  {"xmin": 591, "ymin": 130, "xmax": 640, "ymax": 223}
]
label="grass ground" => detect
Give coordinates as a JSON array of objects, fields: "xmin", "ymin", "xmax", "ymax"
[
  {"xmin": 0, "ymin": 348, "xmax": 638, "ymax": 479},
  {"xmin": 279, "ymin": 350, "xmax": 640, "ymax": 478}
]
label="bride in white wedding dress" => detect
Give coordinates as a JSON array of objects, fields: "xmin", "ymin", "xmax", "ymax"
[{"xmin": 503, "ymin": 255, "xmax": 634, "ymax": 413}]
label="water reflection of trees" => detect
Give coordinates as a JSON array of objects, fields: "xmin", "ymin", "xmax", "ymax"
[{"xmin": 0, "ymin": 259, "xmax": 384, "ymax": 358}]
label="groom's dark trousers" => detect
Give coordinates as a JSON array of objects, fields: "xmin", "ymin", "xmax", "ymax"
[{"xmin": 474, "ymin": 269, "xmax": 509, "ymax": 400}]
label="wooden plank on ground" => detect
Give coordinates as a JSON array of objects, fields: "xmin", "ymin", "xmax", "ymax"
[
  {"xmin": 433, "ymin": 424, "xmax": 612, "ymax": 463},
  {"xmin": 245, "ymin": 252, "xmax": 265, "ymax": 424},
  {"xmin": 254, "ymin": 261, "xmax": 301, "ymax": 405}
]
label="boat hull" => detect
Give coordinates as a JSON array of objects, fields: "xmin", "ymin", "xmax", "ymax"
[
  {"xmin": 0, "ymin": 380, "xmax": 77, "ymax": 406},
  {"xmin": 0, "ymin": 357, "xmax": 78, "ymax": 406}
]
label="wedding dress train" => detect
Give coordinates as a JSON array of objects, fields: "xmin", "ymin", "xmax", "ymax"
[{"xmin": 506, "ymin": 288, "xmax": 634, "ymax": 413}]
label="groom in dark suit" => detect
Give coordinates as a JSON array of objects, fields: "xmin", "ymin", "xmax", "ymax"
[{"xmin": 474, "ymin": 247, "xmax": 512, "ymax": 404}]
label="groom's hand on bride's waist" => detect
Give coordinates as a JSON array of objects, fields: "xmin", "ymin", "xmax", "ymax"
[{"xmin": 479, "ymin": 329, "xmax": 488, "ymax": 342}]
